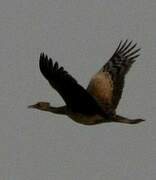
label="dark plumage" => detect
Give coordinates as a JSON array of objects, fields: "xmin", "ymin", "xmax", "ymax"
[
  {"xmin": 29, "ymin": 40, "xmax": 145, "ymax": 125},
  {"xmin": 39, "ymin": 53, "xmax": 106, "ymax": 116},
  {"xmin": 103, "ymin": 40, "xmax": 140, "ymax": 109}
]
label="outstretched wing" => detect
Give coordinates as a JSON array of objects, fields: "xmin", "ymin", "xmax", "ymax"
[
  {"xmin": 87, "ymin": 40, "xmax": 140, "ymax": 112},
  {"xmin": 39, "ymin": 53, "xmax": 103, "ymax": 115}
]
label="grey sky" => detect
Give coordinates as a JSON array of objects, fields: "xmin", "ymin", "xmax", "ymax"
[{"xmin": 0, "ymin": 0, "xmax": 156, "ymax": 179}]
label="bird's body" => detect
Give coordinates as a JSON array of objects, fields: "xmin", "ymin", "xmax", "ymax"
[{"xmin": 29, "ymin": 40, "xmax": 145, "ymax": 125}]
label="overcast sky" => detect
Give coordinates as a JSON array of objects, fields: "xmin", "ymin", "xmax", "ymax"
[{"xmin": 0, "ymin": 0, "xmax": 156, "ymax": 179}]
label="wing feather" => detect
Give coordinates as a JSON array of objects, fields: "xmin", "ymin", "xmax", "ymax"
[
  {"xmin": 39, "ymin": 53, "xmax": 104, "ymax": 115},
  {"xmin": 87, "ymin": 40, "xmax": 140, "ymax": 111}
]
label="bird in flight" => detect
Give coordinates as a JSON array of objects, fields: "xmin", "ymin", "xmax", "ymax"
[{"xmin": 28, "ymin": 40, "xmax": 145, "ymax": 125}]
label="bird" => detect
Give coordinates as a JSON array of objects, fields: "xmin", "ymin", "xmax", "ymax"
[{"xmin": 28, "ymin": 40, "xmax": 145, "ymax": 125}]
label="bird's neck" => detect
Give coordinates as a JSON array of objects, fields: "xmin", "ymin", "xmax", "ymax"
[{"xmin": 48, "ymin": 106, "xmax": 66, "ymax": 115}]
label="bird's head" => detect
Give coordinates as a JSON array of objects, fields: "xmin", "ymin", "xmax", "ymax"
[{"xmin": 28, "ymin": 102, "xmax": 50, "ymax": 111}]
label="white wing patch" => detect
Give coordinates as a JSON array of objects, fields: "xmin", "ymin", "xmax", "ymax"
[{"xmin": 87, "ymin": 70, "xmax": 113, "ymax": 111}]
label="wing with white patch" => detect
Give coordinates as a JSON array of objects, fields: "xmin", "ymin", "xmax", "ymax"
[{"xmin": 87, "ymin": 40, "xmax": 140, "ymax": 112}]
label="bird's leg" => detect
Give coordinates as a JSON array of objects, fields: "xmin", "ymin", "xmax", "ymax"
[{"xmin": 114, "ymin": 115, "xmax": 145, "ymax": 124}]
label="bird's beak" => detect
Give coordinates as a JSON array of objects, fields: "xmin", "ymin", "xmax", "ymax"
[{"xmin": 28, "ymin": 104, "xmax": 36, "ymax": 109}]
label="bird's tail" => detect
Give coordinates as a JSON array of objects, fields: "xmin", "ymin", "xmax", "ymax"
[{"xmin": 114, "ymin": 115, "xmax": 145, "ymax": 124}]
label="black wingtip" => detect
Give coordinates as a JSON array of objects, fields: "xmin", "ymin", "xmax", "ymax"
[
  {"xmin": 114, "ymin": 40, "xmax": 141, "ymax": 59},
  {"xmin": 40, "ymin": 52, "xmax": 45, "ymax": 60},
  {"xmin": 40, "ymin": 52, "xmax": 44, "ymax": 56},
  {"xmin": 39, "ymin": 53, "xmax": 67, "ymax": 83}
]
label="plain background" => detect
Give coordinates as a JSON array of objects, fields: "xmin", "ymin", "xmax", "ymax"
[{"xmin": 0, "ymin": 0, "xmax": 156, "ymax": 179}]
